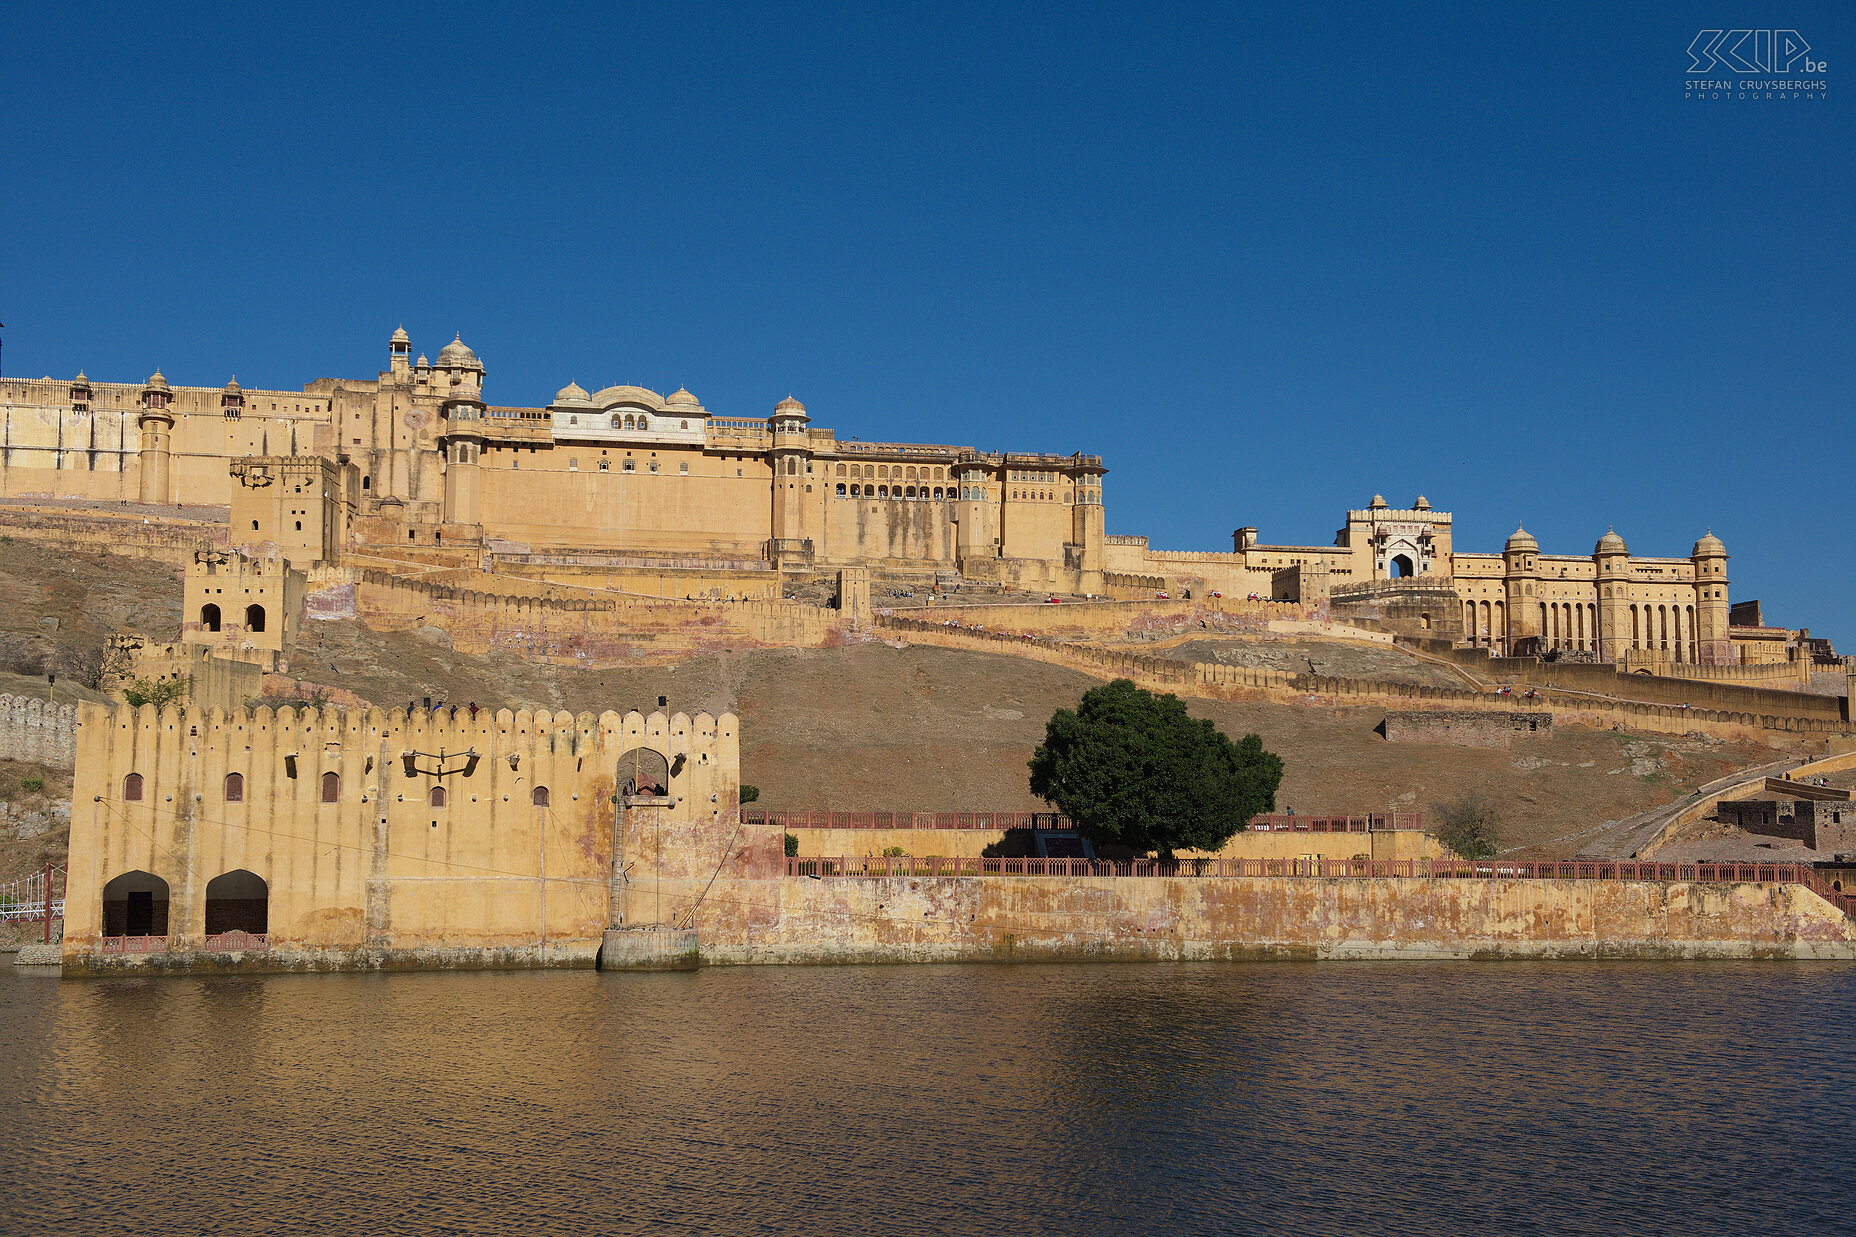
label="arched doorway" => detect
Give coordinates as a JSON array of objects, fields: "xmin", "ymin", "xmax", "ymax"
[
  {"xmin": 201, "ymin": 603, "xmax": 221, "ymax": 632},
  {"xmin": 245, "ymin": 604, "xmax": 266, "ymax": 633},
  {"xmin": 1391, "ymin": 554, "xmax": 1414, "ymax": 578},
  {"xmin": 204, "ymin": 870, "xmax": 269, "ymax": 938},
  {"xmin": 616, "ymin": 747, "xmax": 671, "ymax": 798},
  {"xmin": 102, "ymin": 870, "xmax": 170, "ymax": 938}
]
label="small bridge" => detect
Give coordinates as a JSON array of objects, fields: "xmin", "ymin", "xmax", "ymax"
[{"xmin": 0, "ymin": 867, "xmax": 65, "ymax": 922}]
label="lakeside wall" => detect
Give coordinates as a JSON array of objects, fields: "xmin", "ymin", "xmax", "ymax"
[{"xmin": 681, "ymin": 868, "xmax": 1856, "ymax": 963}]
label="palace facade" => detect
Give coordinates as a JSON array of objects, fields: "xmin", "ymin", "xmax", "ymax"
[
  {"xmin": 0, "ymin": 328, "xmax": 1105, "ymax": 590},
  {"xmin": 0, "ymin": 327, "xmax": 1801, "ymax": 666}
]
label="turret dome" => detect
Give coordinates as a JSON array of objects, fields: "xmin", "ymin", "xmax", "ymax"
[
  {"xmin": 436, "ymin": 335, "xmax": 482, "ymax": 370},
  {"xmin": 553, "ymin": 381, "xmax": 590, "ymax": 405},
  {"xmin": 774, "ymin": 394, "xmax": 806, "ymax": 415},
  {"xmin": 1369, "ymin": 493, "xmax": 1388, "ymax": 509},
  {"xmin": 73, "ymin": 371, "xmax": 88, "ymax": 384},
  {"xmin": 1595, "ymin": 527, "xmax": 1628, "ymax": 556},
  {"xmin": 1505, "ymin": 524, "xmax": 1538, "ymax": 552},
  {"xmin": 224, "ymin": 376, "xmax": 241, "ymax": 392},
  {"xmin": 667, "ymin": 387, "xmax": 699, "ymax": 407},
  {"xmin": 1692, "ymin": 529, "xmax": 1726, "ymax": 557},
  {"xmin": 1413, "ymin": 495, "xmax": 1431, "ymax": 511},
  {"xmin": 390, "ymin": 325, "xmax": 410, "ymax": 345},
  {"xmin": 145, "ymin": 369, "xmax": 169, "ymax": 390}
]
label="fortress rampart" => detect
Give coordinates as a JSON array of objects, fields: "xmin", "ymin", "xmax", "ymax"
[
  {"xmin": 62, "ymin": 700, "xmax": 751, "ymax": 973},
  {"xmin": 875, "ymin": 614, "xmax": 1852, "ymax": 740},
  {"xmin": 0, "ymin": 694, "xmax": 77, "ymax": 769},
  {"xmin": 348, "ymin": 568, "xmax": 833, "ymax": 660}
]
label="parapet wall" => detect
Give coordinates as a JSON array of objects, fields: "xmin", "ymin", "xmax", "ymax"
[
  {"xmin": 1385, "ymin": 710, "xmax": 1551, "ymax": 748},
  {"xmin": 0, "ymin": 504, "xmax": 228, "ymax": 564},
  {"xmin": 883, "ymin": 595, "xmax": 1307, "ymax": 640},
  {"xmin": 1519, "ymin": 659, "xmax": 1843, "ymax": 721},
  {"xmin": 0, "ymin": 694, "xmax": 77, "ymax": 769},
  {"xmin": 876, "ymin": 615, "xmax": 1851, "ymax": 741},
  {"xmin": 351, "ymin": 568, "xmax": 833, "ymax": 661}
]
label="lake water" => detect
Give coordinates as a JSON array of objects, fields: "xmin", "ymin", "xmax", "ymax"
[{"xmin": 3, "ymin": 960, "xmax": 1852, "ymax": 1235}]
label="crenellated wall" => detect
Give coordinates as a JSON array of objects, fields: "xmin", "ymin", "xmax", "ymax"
[
  {"xmin": 350, "ymin": 569, "xmax": 833, "ymax": 660},
  {"xmin": 0, "ymin": 694, "xmax": 77, "ymax": 769},
  {"xmin": 875, "ymin": 615, "xmax": 1852, "ymax": 742}
]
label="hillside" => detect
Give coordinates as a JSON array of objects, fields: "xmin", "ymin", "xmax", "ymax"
[{"xmin": 0, "ymin": 542, "xmax": 1788, "ymax": 869}]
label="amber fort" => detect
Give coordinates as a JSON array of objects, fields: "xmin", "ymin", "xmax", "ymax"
[
  {"xmin": 3, "ymin": 325, "xmax": 1854, "ymax": 975},
  {"xmin": 0, "ymin": 324, "xmax": 1830, "ymax": 674}
]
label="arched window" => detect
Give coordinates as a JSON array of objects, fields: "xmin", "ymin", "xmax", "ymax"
[
  {"xmin": 611, "ymin": 415, "xmax": 622, "ymax": 428},
  {"xmin": 429, "ymin": 785, "xmax": 447, "ymax": 807},
  {"xmin": 251, "ymin": 520, "xmax": 260, "ymax": 531},
  {"xmin": 201, "ymin": 603, "xmax": 222, "ymax": 632},
  {"xmin": 295, "ymin": 521, "xmax": 302, "ymax": 531},
  {"xmin": 933, "ymin": 487, "xmax": 942, "ymax": 499},
  {"xmin": 835, "ymin": 463, "xmax": 846, "ymax": 476},
  {"xmin": 906, "ymin": 467, "xmax": 918, "ymax": 481},
  {"xmin": 878, "ymin": 466, "xmax": 889, "ymax": 479},
  {"xmin": 123, "ymin": 772, "xmax": 144, "ymax": 801},
  {"xmin": 878, "ymin": 485, "xmax": 888, "ymax": 499},
  {"xmin": 245, "ymin": 604, "xmax": 266, "ymax": 633},
  {"xmin": 224, "ymin": 772, "xmax": 244, "ymax": 802},
  {"xmin": 905, "ymin": 486, "xmax": 916, "ymax": 498},
  {"xmin": 786, "ymin": 458, "xmax": 797, "ymax": 475},
  {"xmin": 362, "ymin": 476, "xmax": 371, "ymax": 490},
  {"xmin": 836, "ymin": 483, "xmax": 846, "ymax": 496},
  {"xmin": 1391, "ymin": 554, "xmax": 1414, "ymax": 578},
  {"xmin": 850, "ymin": 485, "xmax": 861, "ymax": 497},
  {"xmin": 321, "ymin": 771, "xmax": 340, "ymax": 803},
  {"xmin": 532, "ymin": 786, "xmax": 550, "ymax": 807}
]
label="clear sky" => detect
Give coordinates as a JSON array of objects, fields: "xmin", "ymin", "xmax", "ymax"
[{"xmin": 2, "ymin": 3, "xmax": 1850, "ymax": 642}]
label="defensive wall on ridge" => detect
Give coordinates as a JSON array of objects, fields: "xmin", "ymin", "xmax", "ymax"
[
  {"xmin": 875, "ymin": 614, "xmax": 1853, "ymax": 741},
  {"xmin": 0, "ymin": 694, "xmax": 77, "ymax": 769},
  {"xmin": 0, "ymin": 503, "xmax": 228, "ymax": 564},
  {"xmin": 341, "ymin": 568, "xmax": 834, "ymax": 660}
]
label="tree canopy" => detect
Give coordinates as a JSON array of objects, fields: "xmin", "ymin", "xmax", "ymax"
[{"xmin": 1027, "ymin": 679, "xmax": 1284, "ymax": 859}]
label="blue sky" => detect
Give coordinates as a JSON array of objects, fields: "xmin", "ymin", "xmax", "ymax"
[{"xmin": 3, "ymin": 3, "xmax": 1850, "ymax": 642}]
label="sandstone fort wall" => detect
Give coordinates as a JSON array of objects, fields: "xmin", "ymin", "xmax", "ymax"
[{"xmin": 0, "ymin": 695, "xmax": 77, "ymax": 769}]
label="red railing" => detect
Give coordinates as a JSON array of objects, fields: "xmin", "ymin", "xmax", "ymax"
[
  {"xmin": 201, "ymin": 930, "xmax": 269, "ymax": 952},
  {"xmin": 746, "ymin": 809, "xmax": 1424, "ymax": 833},
  {"xmin": 1246, "ymin": 813, "xmax": 1424, "ymax": 833},
  {"xmin": 746, "ymin": 809, "xmax": 1075, "ymax": 831},
  {"xmin": 782, "ymin": 856, "xmax": 1856, "ymax": 916},
  {"xmin": 99, "ymin": 935, "xmax": 168, "ymax": 954}
]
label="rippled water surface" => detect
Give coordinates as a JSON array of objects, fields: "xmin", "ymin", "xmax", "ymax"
[{"xmin": 4, "ymin": 960, "xmax": 1853, "ymax": 1235}]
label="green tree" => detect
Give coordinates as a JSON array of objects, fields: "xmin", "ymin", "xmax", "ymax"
[
  {"xmin": 1028, "ymin": 679, "xmax": 1283, "ymax": 860},
  {"xmin": 1434, "ymin": 793, "xmax": 1500, "ymax": 859},
  {"xmin": 121, "ymin": 677, "xmax": 187, "ymax": 709}
]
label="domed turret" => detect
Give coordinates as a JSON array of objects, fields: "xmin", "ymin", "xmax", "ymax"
[
  {"xmin": 552, "ymin": 381, "xmax": 590, "ymax": 405},
  {"xmin": 73, "ymin": 370, "xmax": 88, "ymax": 384},
  {"xmin": 390, "ymin": 325, "xmax": 410, "ymax": 345},
  {"xmin": 1692, "ymin": 529, "xmax": 1726, "ymax": 558},
  {"xmin": 436, "ymin": 334, "xmax": 482, "ymax": 371},
  {"xmin": 1595, "ymin": 527, "xmax": 1628, "ymax": 556},
  {"xmin": 667, "ymin": 387, "xmax": 699, "ymax": 407},
  {"xmin": 774, "ymin": 394, "xmax": 807, "ymax": 416},
  {"xmin": 1413, "ymin": 495, "xmax": 1431, "ymax": 511},
  {"xmin": 415, "ymin": 353, "xmax": 428, "ymax": 368},
  {"xmin": 1369, "ymin": 493, "xmax": 1388, "ymax": 509},
  {"xmin": 145, "ymin": 369, "xmax": 169, "ymax": 391},
  {"xmin": 1505, "ymin": 524, "xmax": 1538, "ymax": 552}
]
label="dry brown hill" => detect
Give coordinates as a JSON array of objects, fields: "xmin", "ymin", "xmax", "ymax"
[{"xmin": 0, "ymin": 542, "xmax": 1786, "ymax": 867}]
